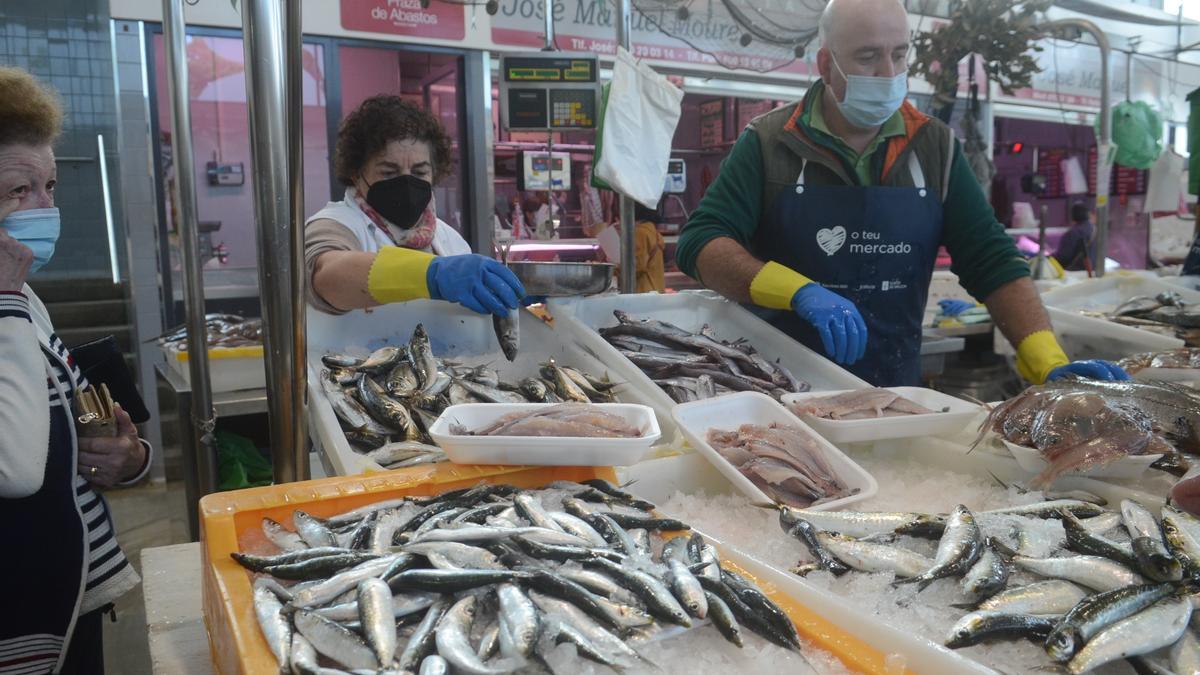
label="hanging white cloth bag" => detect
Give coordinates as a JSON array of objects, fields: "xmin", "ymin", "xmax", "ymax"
[{"xmin": 593, "ymin": 47, "xmax": 684, "ymax": 209}]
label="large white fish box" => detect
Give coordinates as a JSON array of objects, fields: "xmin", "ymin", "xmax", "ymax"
[
  {"xmin": 163, "ymin": 344, "xmax": 266, "ymax": 393},
  {"xmin": 305, "ymin": 301, "xmax": 670, "ymax": 476},
  {"xmin": 548, "ymin": 290, "xmax": 867, "ymax": 440}
]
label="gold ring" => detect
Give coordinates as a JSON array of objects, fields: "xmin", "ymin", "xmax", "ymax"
[{"xmin": 89, "ymin": 466, "xmax": 98, "ymax": 476}]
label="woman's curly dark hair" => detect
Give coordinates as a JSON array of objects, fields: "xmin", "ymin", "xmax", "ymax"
[{"xmin": 335, "ymin": 95, "xmax": 454, "ymax": 186}]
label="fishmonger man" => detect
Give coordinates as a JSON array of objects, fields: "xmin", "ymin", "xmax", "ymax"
[{"xmin": 676, "ymin": 0, "xmax": 1127, "ymax": 386}]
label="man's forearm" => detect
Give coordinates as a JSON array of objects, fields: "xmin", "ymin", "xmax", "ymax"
[
  {"xmin": 693, "ymin": 237, "xmax": 766, "ymax": 303},
  {"xmin": 984, "ymin": 276, "xmax": 1052, "ymax": 348}
]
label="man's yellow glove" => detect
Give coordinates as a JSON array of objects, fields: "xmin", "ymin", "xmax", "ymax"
[
  {"xmin": 366, "ymin": 246, "xmax": 434, "ymax": 304},
  {"xmin": 1014, "ymin": 330, "xmax": 1070, "ymax": 384},
  {"xmin": 750, "ymin": 261, "xmax": 867, "ymax": 365}
]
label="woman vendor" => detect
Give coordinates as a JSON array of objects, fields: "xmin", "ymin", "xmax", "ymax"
[{"xmin": 305, "ymin": 95, "xmax": 525, "ymax": 316}]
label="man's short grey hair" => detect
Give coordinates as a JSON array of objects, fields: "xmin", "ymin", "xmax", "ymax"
[{"xmin": 818, "ymin": 0, "xmax": 835, "ymax": 47}]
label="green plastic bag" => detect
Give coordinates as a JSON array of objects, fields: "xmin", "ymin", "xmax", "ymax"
[
  {"xmin": 1099, "ymin": 100, "xmax": 1162, "ymax": 169},
  {"xmin": 216, "ymin": 430, "xmax": 273, "ymax": 491}
]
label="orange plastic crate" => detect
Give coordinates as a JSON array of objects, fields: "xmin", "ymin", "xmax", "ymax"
[{"xmin": 199, "ymin": 463, "xmax": 900, "ymax": 674}]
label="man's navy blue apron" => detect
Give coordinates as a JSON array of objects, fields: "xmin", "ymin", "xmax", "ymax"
[{"xmin": 757, "ymin": 153, "xmax": 944, "ymax": 386}]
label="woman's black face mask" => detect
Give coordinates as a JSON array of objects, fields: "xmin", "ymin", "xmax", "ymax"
[{"xmin": 365, "ymin": 174, "xmax": 432, "ymax": 229}]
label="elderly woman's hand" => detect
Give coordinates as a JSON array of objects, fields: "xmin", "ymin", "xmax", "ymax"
[
  {"xmin": 77, "ymin": 404, "xmax": 146, "ymax": 488},
  {"xmin": 0, "ymin": 229, "xmax": 33, "ymax": 292}
]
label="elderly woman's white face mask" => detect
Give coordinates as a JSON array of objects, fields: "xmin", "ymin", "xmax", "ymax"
[{"xmin": 0, "ymin": 143, "xmax": 59, "ymax": 272}]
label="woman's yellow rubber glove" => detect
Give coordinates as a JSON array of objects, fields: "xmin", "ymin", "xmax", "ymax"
[{"xmin": 366, "ymin": 246, "xmax": 435, "ymax": 304}]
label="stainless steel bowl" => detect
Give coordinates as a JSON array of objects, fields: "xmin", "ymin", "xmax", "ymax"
[{"xmin": 506, "ymin": 261, "xmax": 615, "ymax": 297}]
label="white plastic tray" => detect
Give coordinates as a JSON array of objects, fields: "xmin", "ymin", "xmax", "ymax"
[
  {"xmin": 548, "ymin": 290, "xmax": 867, "ymax": 440},
  {"xmin": 671, "ymin": 391, "xmax": 877, "ymax": 511},
  {"xmin": 994, "ymin": 305, "xmax": 1183, "ymax": 360},
  {"xmin": 1002, "ymin": 439, "xmax": 1164, "ymax": 480},
  {"xmin": 428, "ymin": 403, "xmax": 660, "ymax": 466},
  {"xmin": 780, "ymin": 387, "xmax": 981, "ymax": 443},
  {"xmin": 305, "ymin": 301, "xmax": 667, "ymax": 476},
  {"xmin": 1040, "ymin": 273, "xmax": 1200, "ymax": 313},
  {"xmin": 164, "ymin": 345, "xmax": 266, "ymax": 393}
]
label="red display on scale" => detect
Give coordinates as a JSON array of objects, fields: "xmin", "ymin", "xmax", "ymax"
[{"xmin": 340, "ymin": 0, "xmax": 466, "ymax": 40}]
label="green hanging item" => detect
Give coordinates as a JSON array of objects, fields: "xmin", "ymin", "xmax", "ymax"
[
  {"xmin": 216, "ymin": 430, "xmax": 273, "ymax": 491},
  {"xmin": 1098, "ymin": 100, "xmax": 1162, "ymax": 170},
  {"xmin": 1188, "ymin": 87, "xmax": 1200, "ymax": 196}
]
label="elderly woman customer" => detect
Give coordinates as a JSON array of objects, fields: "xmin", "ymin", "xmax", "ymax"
[
  {"xmin": 305, "ymin": 95, "xmax": 528, "ymax": 315},
  {"xmin": 0, "ymin": 66, "xmax": 150, "ymax": 673}
]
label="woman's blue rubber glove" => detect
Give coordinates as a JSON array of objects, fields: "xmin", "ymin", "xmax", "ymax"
[
  {"xmin": 1046, "ymin": 360, "xmax": 1131, "ymax": 382},
  {"xmin": 427, "ymin": 254, "xmax": 525, "ymax": 317},
  {"xmin": 791, "ymin": 283, "xmax": 868, "ymax": 365},
  {"xmin": 938, "ymin": 299, "xmax": 975, "ymax": 316}
]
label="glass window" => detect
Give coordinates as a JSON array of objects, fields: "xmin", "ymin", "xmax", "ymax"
[{"xmin": 152, "ymin": 34, "xmax": 330, "ymax": 283}]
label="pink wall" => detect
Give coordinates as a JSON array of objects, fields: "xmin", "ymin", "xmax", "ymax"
[
  {"xmin": 339, "ymin": 46, "xmax": 403, "ymax": 117},
  {"xmin": 154, "ymin": 35, "xmax": 332, "ymax": 269}
]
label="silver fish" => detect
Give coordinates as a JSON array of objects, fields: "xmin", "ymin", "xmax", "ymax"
[
  {"xmin": 289, "ymin": 633, "xmax": 348, "ymax": 675},
  {"xmin": 357, "ymin": 376, "xmax": 417, "ymax": 438},
  {"xmin": 961, "ymin": 538, "xmax": 1012, "ymax": 599},
  {"xmin": 253, "ymin": 580, "xmax": 292, "ymax": 670},
  {"xmin": 1163, "ymin": 505, "xmax": 1200, "ymax": 579},
  {"xmin": 1169, "ymin": 627, "xmax": 1200, "ymax": 675},
  {"xmin": 294, "ymin": 510, "xmax": 336, "ymax": 548},
  {"xmin": 410, "ymin": 324, "xmax": 441, "ymax": 394},
  {"xmin": 813, "ymin": 531, "xmax": 933, "ymax": 578},
  {"xmin": 418, "ymin": 654, "xmax": 449, "ymax": 675},
  {"xmin": 1060, "ymin": 509, "xmax": 1138, "ymax": 570},
  {"xmin": 549, "ymin": 511, "xmax": 609, "ymax": 548},
  {"xmin": 314, "ymin": 591, "xmax": 437, "ymax": 622},
  {"xmin": 1013, "ymin": 553, "xmax": 1146, "ymax": 592},
  {"xmin": 365, "ymin": 441, "xmax": 442, "ymax": 467},
  {"xmin": 322, "ymin": 352, "xmax": 363, "ymax": 369},
  {"xmin": 1079, "ymin": 511, "xmax": 1124, "ymax": 534},
  {"xmin": 557, "ymin": 568, "xmax": 639, "ymax": 605},
  {"xmin": 321, "ymin": 374, "xmax": 388, "ymax": 435},
  {"xmin": 542, "ymin": 361, "xmax": 590, "ymax": 403},
  {"xmin": 982, "ymin": 500, "xmax": 1108, "ymax": 519},
  {"xmin": 434, "ymin": 595, "xmax": 520, "ymax": 675},
  {"xmin": 589, "ymin": 557, "xmax": 691, "ymax": 627},
  {"xmin": 454, "ymin": 377, "xmax": 528, "ymax": 404},
  {"xmin": 408, "ymin": 525, "xmax": 590, "ymax": 547},
  {"xmin": 356, "ymin": 578, "xmax": 395, "ymax": 668},
  {"xmin": 514, "ymin": 493, "xmax": 564, "ymax": 532},
  {"xmin": 665, "ymin": 558, "xmax": 708, "ymax": 619},
  {"xmin": 1122, "ymin": 499, "xmax": 1184, "ymax": 582},
  {"xmin": 944, "ymin": 611, "xmax": 1057, "ymax": 649},
  {"xmin": 704, "ymin": 590, "xmax": 744, "ymax": 648},
  {"xmin": 397, "ymin": 599, "xmax": 449, "ymax": 673},
  {"xmin": 293, "ymin": 609, "xmax": 377, "ymax": 670},
  {"xmin": 402, "ymin": 541, "xmax": 506, "ymax": 570},
  {"xmin": 290, "ymin": 555, "xmax": 398, "ymax": 608},
  {"xmin": 497, "ymin": 583, "xmax": 539, "ymax": 659},
  {"xmin": 529, "ymin": 590, "xmax": 643, "ymax": 666},
  {"xmin": 777, "ymin": 506, "xmax": 945, "ymax": 540},
  {"xmin": 972, "ymin": 580, "xmax": 1089, "ymax": 615},
  {"xmin": 1046, "ymin": 582, "xmax": 1183, "ymax": 662},
  {"xmin": 262, "ymin": 517, "xmax": 306, "ymax": 552},
  {"xmin": 493, "ymin": 309, "xmax": 519, "ymax": 362},
  {"xmin": 1067, "ymin": 597, "xmax": 1192, "ymax": 674},
  {"xmin": 900, "ymin": 505, "xmax": 981, "ymax": 590},
  {"xmin": 385, "ymin": 362, "xmax": 420, "ymax": 397},
  {"xmin": 357, "ymin": 346, "xmax": 404, "ymax": 374}
]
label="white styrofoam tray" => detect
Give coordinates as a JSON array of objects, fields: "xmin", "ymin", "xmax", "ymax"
[
  {"xmin": 164, "ymin": 345, "xmax": 266, "ymax": 393},
  {"xmin": 548, "ymin": 290, "xmax": 867, "ymax": 440},
  {"xmin": 671, "ymin": 392, "xmax": 877, "ymax": 511},
  {"xmin": 1040, "ymin": 273, "xmax": 1200, "ymax": 313},
  {"xmin": 780, "ymin": 387, "xmax": 981, "ymax": 443},
  {"xmin": 1002, "ymin": 439, "xmax": 1164, "ymax": 481},
  {"xmin": 994, "ymin": 305, "xmax": 1183, "ymax": 360},
  {"xmin": 428, "ymin": 403, "xmax": 660, "ymax": 466},
  {"xmin": 305, "ymin": 301, "xmax": 668, "ymax": 476}
]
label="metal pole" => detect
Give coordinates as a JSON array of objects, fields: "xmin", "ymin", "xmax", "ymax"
[
  {"xmin": 1040, "ymin": 19, "xmax": 1111, "ymax": 277},
  {"xmin": 616, "ymin": 0, "xmax": 637, "ymax": 293},
  {"xmin": 161, "ymin": 0, "xmax": 218, "ymax": 503},
  {"xmin": 464, "ymin": 51, "xmax": 495, "ymax": 256},
  {"xmin": 241, "ymin": 0, "xmax": 307, "ymax": 483},
  {"xmin": 543, "ymin": 0, "xmax": 554, "ymax": 50}
]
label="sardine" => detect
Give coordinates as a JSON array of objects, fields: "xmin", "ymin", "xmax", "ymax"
[
  {"xmin": 290, "ymin": 555, "xmax": 398, "ymax": 608},
  {"xmin": 418, "ymin": 655, "xmax": 449, "ymax": 675},
  {"xmin": 1013, "ymin": 553, "xmax": 1146, "ymax": 592},
  {"xmin": 1163, "ymin": 505, "xmax": 1200, "ymax": 579},
  {"xmin": 260, "ymin": 552, "xmax": 380, "ymax": 581},
  {"xmin": 518, "ymin": 377, "xmax": 552, "ymax": 402},
  {"xmin": 982, "ymin": 500, "xmax": 1108, "ymax": 519},
  {"xmin": 970, "ymin": 580, "xmax": 1089, "ymax": 615},
  {"xmin": 253, "ymin": 580, "xmax": 292, "ymax": 670},
  {"xmin": 961, "ymin": 537, "xmax": 1012, "ymax": 599},
  {"xmin": 434, "ymin": 595, "xmax": 520, "ymax": 675},
  {"xmin": 529, "ymin": 591, "xmax": 643, "ymax": 666},
  {"xmin": 293, "ymin": 510, "xmax": 337, "ymax": 548},
  {"xmin": 386, "ymin": 568, "xmax": 526, "ymax": 594},
  {"xmin": 1169, "ymin": 627, "xmax": 1200, "ymax": 675},
  {"xmin": 357, "ymin": 346, "xmax": 404, "ymax": 374},
  {"xmin": 1122, "ymin": 499, "xmax": 1184, "ymax": 582},
  {"xmin": 1067, "ymin": 597, "xmax": 1192, "ymax": 674},
  {"xmin": 385, "ymin": 362, "xmax": 420, "ymax": 397},
  {"xmin": 665, "ymin": 558, "xmax": 708, "ymax": 618},
  {"xmin": 407, "ymin": 524, "xmax": 589, "ymax": 547},
  {"xmin": 520, "ymin": 568, "xmax": 647, "ymax": 632},
  {"xmin": 356, "ymin": 578, "xmax": 395, "ymax": 668},
  {"xmin": 402, "ymin": 541, "xmax": 506, "ymax": 570},
  {"xmin": 232, "ymin": 545, "xmax": 350, "ymax": 572},
  {"xmin": 587, "ymin": 557, "xmax": 691, "ymax": 627},
  {"xmin": 496, "ymin": 583, "xmax": 539, "ymax": 659},
  {"xmin": 365, "ymin": 441, "xmax": 442, "ymax": 467},
  {"xmin": 549, "ymin": 511, "xmax": 608, "ymax": 548},
  {"xmin": 322, "ymin": 352, "xmax": 362, "ymax": 369},
  {"xmin": 476, "ymin": 621, "xmax": 500, "ymax": 661},
  {"xmin": 704, "ymin": 590, "xmax": 744, "ymax": 648},
  {"xmin": 777, "ymin": 506, "xmax": 945, "ymax": 540},
  {"xmin": 493, "ymin": 309, "xmax": 519, "ymax": 361},
  {"xmin": 357, "ymin": 376, "xmax": 418, "ymax": 438},
  {"xmin": 1046, "ymin": 582, "xmax": 1184, "ymax": 662},
  {"xmin": 454, "ymin": 377, "xmax": 528, "ymax": 404},
  {"xmin": 313, "ymin": 591, "xmax": 437, "ymax": 622},
  {"xmin": 396, "ymin": 599, "xmax": 449, "ymax": 673},
  {"xmin": 899, "ymin": 505, "xmax": 982, "ymax": 590},
  {"xmin": 410, "ymin": 324, "xmax": 441, "ymax": 394},
  {"xmin": 293, "ymin": 609, "xmax": 378, "ymax": 670},
  {"xmin": 944, "ymin": 611, "xmax": 1057, "ymax": 649},
  {"xmin": 1061, "ymin": 509, "xmax": 1139, "ymax": 570},
  {"xmin": 542, "ymin": 361, "xmax": 590, "ymax": 403},
  {"xmin": 813, "ymin": 531, "xmax": 933, "ymax": 578},
  {"xmin": 514, "ymin": 493, "xmax": 564, "ymax": 532}
]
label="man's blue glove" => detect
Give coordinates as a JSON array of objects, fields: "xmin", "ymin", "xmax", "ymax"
[
  {"xmin": 938, "ymin": 299, "xmax": 975, "ymax": 317},
  {"xmin": 1046, "ymin": 359, "xmax": 1131, "ymax": 382},
  {"xmin": 427, "ymin": 254, "xmax": 526, "ymax": 317},
  {"xmin": 791, "ymin": 284, "xmax": 868, "ymax": 365}
]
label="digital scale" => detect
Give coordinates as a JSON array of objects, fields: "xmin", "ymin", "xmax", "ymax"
[
  {"xmin": 519, "ymin": 151, "xmax": 571, "ymax": 191},
  {"xmin": 499, "ymin": 52, "xmax": 601, "ymax": 131},
  {"xmin": 663, "ymin": 158, "xmax": 686, "ymax": 194}
]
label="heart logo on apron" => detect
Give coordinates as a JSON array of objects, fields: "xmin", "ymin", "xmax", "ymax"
[{"xmin": 816, "ymin": 226, "xmax": 847, "ymax": 256}]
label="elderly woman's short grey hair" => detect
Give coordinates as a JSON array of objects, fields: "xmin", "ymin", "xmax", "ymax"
[{"xmin": 0, "ymin": 67, "xmax": 63, "ymax": 148}]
